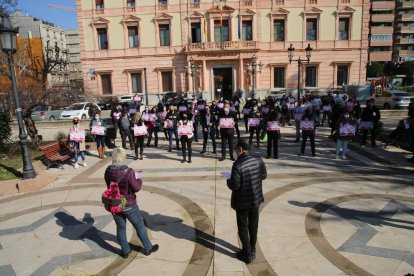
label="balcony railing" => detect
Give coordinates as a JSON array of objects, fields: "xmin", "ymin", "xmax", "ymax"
[
  {"xmin": 397, "ymin": 25, "xmax": 414, "ymax": 33},
  {"xmin": 397, "ymin": 13, "xmax": 414, "ymax": 21},
  {"xmin": 397, "ymin": 1, "xmax": 414, "ymax": 9},
  {"xmin": 371, "ymin": 1, "xmax": 395, "ymax": 10},
  {"xmin": 397, "ymin": 50, "xmax": 414, "ymax": 57},
  {"xmin": 396, "ymin": 37, "xmax": 414, "ymax": 44},
  {"xmin": 274, "ymin": 0, "xmax": 284, "ymax": 4},
  {"xmin": 242, "ymin": 0, "xmax": 253, "ymax": 6},
  {"xmin": 187, "ymin": 41, "xmax": 257, "ymax": 51},
  {"xmin": 371, "ymin": 14, "xmax": 395, "ymax": 22},
  {"xmin": 190, "ymin": 2, "xmax": 200, "ymax": 8}
]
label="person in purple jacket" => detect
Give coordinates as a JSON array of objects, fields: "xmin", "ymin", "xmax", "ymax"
[{"xmin": 104, "ymin": 148, "xmax": 159, "ymax": 258}]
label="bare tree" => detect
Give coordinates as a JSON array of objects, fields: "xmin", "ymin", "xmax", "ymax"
[{"xmin": 0, "ymin": 0, "xmax": 17, "ymax": 17}]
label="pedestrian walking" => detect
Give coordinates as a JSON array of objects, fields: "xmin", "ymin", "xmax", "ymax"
[
  {"xmin": 69, "ymin": 117, "xmax": 87, "ymax": 168},
  {"xmin": 104, "ymin": 148, "xmax": 159, "ymax": 258},
  {"xmin": 90, "ymin": 112, "xmax": 106, "ymax": 159},
  {"xmin": 227, "ymin": 139, "xmax": 267, "ymax": 264}
]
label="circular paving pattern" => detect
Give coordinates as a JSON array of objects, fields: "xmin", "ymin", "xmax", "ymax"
[{"xmin": 0, "ymin": 184, "xmax": 214, "ymax": 276}]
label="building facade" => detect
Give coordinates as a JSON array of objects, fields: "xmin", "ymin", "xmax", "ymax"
[
  {"xmin": 394, "ymin": 0, "xmax": 414, "ymax": 62},
  {"xmin": 368, "ymin": 0, "xmax": 414, "ymax": 63},
  {"xmin": 10, "ymin": 11, "xmax": 69, "ymax": 88},
  {"xmin": 77, "ymin": 0, "xmax": 370, "ymax": 103},
  {"xmin": 65, "ymin": 30, "xmax": 83, "ymax": 84}
]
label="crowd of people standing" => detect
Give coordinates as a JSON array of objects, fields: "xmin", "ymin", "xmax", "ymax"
[{"xmin": 68, "ymin": 92, "xmax": 414, "ymax": 167}]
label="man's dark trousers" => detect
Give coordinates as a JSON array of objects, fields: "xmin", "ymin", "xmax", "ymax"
[
  {"xmin": 221, "ymin": 131, "xmax": 234, "ymax": 159},
  {"xmin": 236, "ymin": 208, "xmax": 259, "ymax": 256}
]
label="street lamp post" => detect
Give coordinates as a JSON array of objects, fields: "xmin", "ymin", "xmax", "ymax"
[
  {"xmin": 288, "ymin": 43, "xmax": 313, "ymax": 101},
  {"xmin": 185, "ymin": 57, "xmax": 202, "ymax": 98},
  {"xmin": 0, "ymin": 17, "xmax": 36, "ymax": 179},
  {"xmin": 245, "ymin": 54, "xmax": 263, "ymax": 98}
]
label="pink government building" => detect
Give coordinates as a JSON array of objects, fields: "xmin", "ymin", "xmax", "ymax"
[{"xmin": 77, "ymin": 0, "xmax": 370, "ymax": 104}]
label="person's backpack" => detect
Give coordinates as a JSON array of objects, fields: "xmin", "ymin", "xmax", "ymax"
[{"xmin": 102, "ymin": 169, "xmax": 129, "ymax": 214}]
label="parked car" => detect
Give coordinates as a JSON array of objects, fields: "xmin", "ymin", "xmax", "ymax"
[
  {"xmin": 117, "ymin": 93, "xmax": 145, "ymax": 103},
  {"xmin": 31, "ymin": 105, "xmax": 64, "ymax": 121},
  {"xmin": 59, "ymin": 102, "xmax": 101, "ymax": 120},
  {"xmin": 368, "ymin": 90, "xmax": 413, "ymax": 109}
]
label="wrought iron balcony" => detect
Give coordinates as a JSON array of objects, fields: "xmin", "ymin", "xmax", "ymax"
[{"xmin": 186, "ymin": 41, "xmax": 258, "ymax": 52}]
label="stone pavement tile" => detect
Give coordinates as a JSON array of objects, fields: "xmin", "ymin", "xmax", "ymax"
[
  {"xmin": 119, "ymin": 258, "xmax": 188, "ymax": 276},
  {"xmin": 392, "ymin": 259, "xmax": 414, "ymax": 276},
  {"xmin": 64, "ymin": 188, "xmax": 101, "ymax": 202},
  {"xmin": 259, "ymin": 236, "xmax": 309, "ymax": 263},
  {"xmin": 369, "ymin": 231, "xmax": 414, "ymax": 252},
  {"xmin": 0, "ymin": 195, "xmax": 41, "ymax": 216},
  {"xmin": 215, "ymin": 271, "xmax": 245, "ymax": 276},
  {"xmin": 40, "ymin": 190, "xmax": 70, "ymax": 206},
  {"xmin": 51, "ymin": 256, "xmax": 113, "ymax": 276},
  {"xmin": 270, "ymin": 253, "xmax": 343, "ymax": 276},
  {"xmin": 146, "ymin": 238, "xmax": 194, "ymax": 263},
  {"xmin": 342, "ymin": 252, "xmax": 402, "ymax": 276},
  {"xmin": 320, "ymin": 212, "xmax": 358, "ymax": 250}
]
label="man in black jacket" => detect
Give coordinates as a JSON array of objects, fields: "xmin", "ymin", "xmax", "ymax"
[
  {"xmin": 360, "ymin": 99, "xmax": 381, "ymax": 147},
  {"xmin": 227, "ymin": 139, "xmax": 267, "ymax": 264}
]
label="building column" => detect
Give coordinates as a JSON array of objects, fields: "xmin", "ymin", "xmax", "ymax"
[
  {"xmin": 239, "ymin": 58, "xmax": 244, "ymax": 91},
  {"xmin": 186, "ymin": 59, "xmax": 191, "ymax": 93},
  {"xmin": 202, "ymin": 59, "xmax": 208, "ymax": 93}
]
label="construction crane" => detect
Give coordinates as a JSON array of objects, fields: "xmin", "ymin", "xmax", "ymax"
[{"xmin": 48, "ymin": 4, "xmax": 76, "ymax": 12}]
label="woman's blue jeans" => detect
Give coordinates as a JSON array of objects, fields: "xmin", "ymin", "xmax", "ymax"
[
  {"xmin": 73, "ymin": 142, "xmax": 85, "ymax": 162},
  {"xmin": 113, "ymin": 204, "xmax": 153, "ymax": 254},
  {"xmin": 95, "ymin": 135, "xmax": 105, "ymax": 148}
]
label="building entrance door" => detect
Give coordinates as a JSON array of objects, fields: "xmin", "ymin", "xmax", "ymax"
[{"xmin": 213, "ymin": 67, "xmax": 233, "ymax": 100}]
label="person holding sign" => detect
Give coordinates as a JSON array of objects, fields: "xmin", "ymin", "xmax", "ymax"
[
  {"xmin": 265, "ymin": 108, "xmax": 281, "ymax": 159},
  {"xmin": 248, "ymin": 105, "xmax": 262, "ymax": 148},
  {"xmin": 69, "ymin": 117, "xmax": 86, "ymax": 168},
  {"xmin": 218, "ymin": 103, "xmax": 236, "ymax": 161},
  {"xmin": 146, "ymin": 107, "xmax": 159, "ymax": 148},
  {"xmin": 298, "ymin": 106, "xmax": 318, "ymax": 157},
  {"xmin": 165, "ymin": 105, "xmax": 180, "ymax": 152},
  {"xmin": 89, "ymin": 112, "xmax": 106, "ymax": 159},
  {"xmin": 335, "ymin": 111, "xmax": 357, "ymax": 159},
  {"xmin": 293, "ymin": 101, "xmax": 305, "ymax": 142},
  {"xmin": 178, "ymin": 114, "xmax": 194, "ymax": 163},
  {"xmin": 360, "ymin": 99, "xmax": 381, "ymax": 147},
  {"xmin": 130, "ymin": 112, "xmax": 146, "ymax": 160}
]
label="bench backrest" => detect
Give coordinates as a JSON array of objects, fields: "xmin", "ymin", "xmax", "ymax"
[{"xmin": 39, "ymin": 141, "xmax": 70, "ymax": 157}]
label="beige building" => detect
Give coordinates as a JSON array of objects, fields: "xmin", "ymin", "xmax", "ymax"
[{"xmin": 77, "ymin": 0, "xmax": 370, "ymax": 103}]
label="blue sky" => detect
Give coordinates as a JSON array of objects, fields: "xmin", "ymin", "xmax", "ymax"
[{"xmin": 17, "ymin": 0, "xmax": 77, "ymax": 30}]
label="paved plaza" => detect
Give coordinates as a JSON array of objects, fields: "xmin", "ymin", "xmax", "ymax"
[{"xmin": 0, "ymin": 126, "xmax": 413, "ymax": 276}]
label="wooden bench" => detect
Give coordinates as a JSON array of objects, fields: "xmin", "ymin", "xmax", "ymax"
[{"xmin": 38, "ymin": 141, "xmax": 73, "ymax": 169}]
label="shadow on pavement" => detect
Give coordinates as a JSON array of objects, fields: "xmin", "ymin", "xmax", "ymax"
[
  {"xmin": 141, "ymin": 211, "xmax": 239, "ymax": 258},
  {"xmin": 55, "ymin": 212, "xmax": 122, "ymax": 254},
  {"xmin": 289, "ymin": 200, "xmax": 414, "ymax": 230}
]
